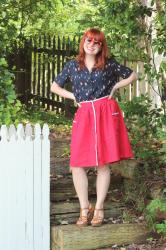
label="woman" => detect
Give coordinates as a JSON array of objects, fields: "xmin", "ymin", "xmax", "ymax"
[{"xmin": 51, "ymin": 28, "xmax": 137, "ymax": 227}]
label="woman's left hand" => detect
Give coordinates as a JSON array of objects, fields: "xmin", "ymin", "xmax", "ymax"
[
  {"xmin": 74, "ymin": 97, "xmax": 81, "ymax": 107},
  {"xmin": 108, "ymin": 86, "xmax": 117, "ymax": 99}
]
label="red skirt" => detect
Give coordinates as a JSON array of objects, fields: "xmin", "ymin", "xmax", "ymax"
[{"xmin": 70, "ymin": 96, "xmax": 134, "ymax": 168}]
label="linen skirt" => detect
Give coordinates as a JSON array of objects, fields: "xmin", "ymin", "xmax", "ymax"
[{"xmin": 70, "ymin": 96, "xmax": 134, "ymax": 168}]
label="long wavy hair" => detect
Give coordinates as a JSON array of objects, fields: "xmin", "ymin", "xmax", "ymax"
[{"xmin": 76, "ymin": 28, "xmax": 109, "ymax": 70}]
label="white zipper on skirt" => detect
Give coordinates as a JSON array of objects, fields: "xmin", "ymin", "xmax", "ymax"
[{"xmin": 91, "ymin": 101, "xmax": 98, "ymax": 167}]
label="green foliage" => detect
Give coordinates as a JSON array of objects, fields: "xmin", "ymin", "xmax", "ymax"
[
  {"xmin": 145, "ymin": 189, "xmax": 166, "ymax": 233},
  {"xmin": 152, "ymin": 1, "xmax": 166, "ymax": 56},
  {"xmin": 19, "ymin": 101, "xmax": 72, "ymax": 128},
  {"xmin": 0, "ymin": 0, "xmax": 54, "ymax": 47},
  {"xmin": 119, "ymin": 94, "xmax": 165, "ymax": 167},
  {"xmin": 122, "ymin": 210, "xmax": 134, "ymax": 223},
  {"xmin": 122, "ymin": 166, "xmax": 149, "ymax": 213},
  {"xmin": 0, "ymin": 0, "xmax": 152, "ymax": 60},
  {"xmin": 144, "ymin": 0, "xmax": 166, "ymax": 111},
  {"xmin": 120, "ymin": 94, "xmax": 165, "ymax": 218},
  {"xmin": 91, "ymin": 0, "xmax": 151, "ymax": 60},
  {"xmin": 0, "ymin": 58, "xmax": 21, "ymax": 125}
]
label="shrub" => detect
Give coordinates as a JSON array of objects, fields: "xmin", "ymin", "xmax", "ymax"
[
  {"xmin": 119, "ymin": 94, "xmax": 165, "ymax": 170},
  {"xmin": 145, "ymin": 188, "xmax": 166, "ymax": 233},
  {"xmin": 119, "ymin": 94, "xmax": 166, "ymax": 219},
  {"xmin": 0, "ymin": 58, "xmax": 21, "ymax": 125}
]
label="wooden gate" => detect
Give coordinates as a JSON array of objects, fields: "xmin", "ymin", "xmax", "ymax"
[
  {"xmin": 8, "ymin": 36, "xmax": 80, "ymax": 114},
  {"xmin": 0, "ymin": 123, "xmax": 50, "ymax": 250}
]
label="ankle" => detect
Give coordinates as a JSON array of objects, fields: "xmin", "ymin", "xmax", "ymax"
[
  {"xmin": 81, "ymin": 208, "xmax": 89, "ymax": 216},
  {"xmin": 95, "ymin": 203, "xmax": 104, "ymax": 210},
  {"xmin": 80, "ymin": 203, "xmax": 91, "ymax": 216},
  {"xmin": 94, "ymin": 208, "xmax": 104, "ymax": 218},
  {"xmin": 80, "ymin": 201, "xmax": 90, "ymax": 209}
]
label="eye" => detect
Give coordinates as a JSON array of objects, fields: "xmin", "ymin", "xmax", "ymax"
[
  {"xmin": 94, "ymin": 41, "xmax": 102, "ymax": 46},
  {"xmin": 94, "ymin": 41, "xmax": 100, "ymax": 45},
  {"xmin": 85, "ymin": 37, "xmax": 102, "ymax": 46},
  {"xmin": 86, "ymin": 38, "xmax": 92, "ymax": 43}
]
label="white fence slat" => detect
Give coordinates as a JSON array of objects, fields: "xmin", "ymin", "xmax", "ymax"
[
  {"xmin": 8, "ymin": 135, "xmax": 17, "ymax": 250},
  {"xmin": 34, "ymin": 124, "xmax": 42, "ymax": 250},
  {"xmin": 9, "ymin": 124, "xmax": 17, "ymax": 139},
  {"xmin": 0, "ymin": 123, "xmax": 50, "ymax": 250},
  {"xmin": 42, "ymin": 124, "xmax": 50, "ymax": 250},
  {"xmin": 17, "ymin": 124, "xmax": 25, "ymax": 140},
  {"xmin": 0, "ymin": 125, "xmax": 9, "ymax": 250},
  {"xmin": 25, "ymin": 124, "xmax": 33, "ymax": 137},
  {"xmin": 24, "ymin": 130, "xmax": 34, "ymax": 250},
  {"xmin": 10, "ymin": 134, "xmax": 26, "ymax": 250},
  {"xmin": 17, "ymin": 133, "xmax": 29, "ymax": 250},
  {"xmin": 0, "ymin": 124, "xmax": 8, "ymax": 140}
]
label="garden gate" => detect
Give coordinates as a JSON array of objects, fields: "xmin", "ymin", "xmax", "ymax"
[
  {"xmin": 8, "ymin": 36, "xmax": 79, "ymax": 115},
  {"xmin": 0, "ymin": 123, "xmax": 50, "ymax": 250}
]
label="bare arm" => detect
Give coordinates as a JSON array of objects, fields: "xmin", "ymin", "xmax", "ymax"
[
  {"xmin": 108, "ymin": 71, "xmax": 138, "ymax": 99},
  {"xmin": 51, "ymin": 81, "xmax": 75, "ymax": 101}
]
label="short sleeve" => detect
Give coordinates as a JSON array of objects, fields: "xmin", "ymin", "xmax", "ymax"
[
  {"xmin": 54, "ymin": 61, "xmax": 71, "ymax": 87},
  {"xmin": 110, "ymin": 58, "xmax": 133, "ymax": 79}
]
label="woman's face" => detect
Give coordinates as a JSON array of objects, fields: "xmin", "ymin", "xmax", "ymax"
[{"xmin": 83, "ymin": 36, "xmax": 102, "ymax": 56}]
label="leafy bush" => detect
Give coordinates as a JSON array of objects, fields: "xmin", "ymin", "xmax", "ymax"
[
  {"xmin": 0, "ymin": 58, "xmax": 21, "ymax": 125},
  {"xmin": 145, "ymin": 188, "xmax": 166, "ymax": 233},
  {"xmin": 119, "ymin": 94, "xmax": 166, "ymax": 223},
  {"xmin": 119, "ymin": 94, "xmax": 166, "ymax": 170},
  {"xmin": 19, "ymin": 101, "xmax": 72, "ymax": 131}
]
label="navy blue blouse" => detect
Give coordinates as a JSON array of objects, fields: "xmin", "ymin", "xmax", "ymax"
[{"xmin": 54, "ymin": 58, "xmax": 133, "ymax": 102}]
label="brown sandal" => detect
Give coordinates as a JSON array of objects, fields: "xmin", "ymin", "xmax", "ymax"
[
  {"xmin": 91, "ymin": 208, "xmax": 104, "ymax": 227},
  {"xmin": 76, "ymin": 203, "xmax": 94, "ymax": 227}
]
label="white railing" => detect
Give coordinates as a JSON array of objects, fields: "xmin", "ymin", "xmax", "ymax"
[{"xmin": 0, "ymin": 123, "xmax": 50, "ymax": 250}]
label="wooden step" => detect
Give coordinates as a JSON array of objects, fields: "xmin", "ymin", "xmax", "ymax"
[
  {"xmin": 50, "ymin": 174, "xmax": 123, "ymax": 202},
  {"xmin": 51, "ymin": 223, "xmax": 150, "ymax": 250},
  {"xmin": 51, "ymin": 200, "xmax": 126, "ymax": 225},
  {"xmin": 51, "ymin": 158, "xmax": 137, "ymax": 179}
]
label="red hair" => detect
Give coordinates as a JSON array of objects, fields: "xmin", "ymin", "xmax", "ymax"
[{"xmin": 76, "ymin": 28, "xmax": 109, "ymax": 70}]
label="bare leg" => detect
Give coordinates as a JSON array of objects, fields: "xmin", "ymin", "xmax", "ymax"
[
  {"xmin": 95, "ymin": 165, "xmax": 111, "ymax": 217},
  {"xmin": 71, "ymin": 167, "xmax": 89, "ymax": 216}
]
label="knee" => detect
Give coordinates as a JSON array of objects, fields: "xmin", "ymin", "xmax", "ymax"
[
  {"xmin": 97, "ymin": 165, "xmax": 110, "ymax": 174},
  {"xmin": 71, "ymin": 167, "xmax": 85, "ymax": 174}
]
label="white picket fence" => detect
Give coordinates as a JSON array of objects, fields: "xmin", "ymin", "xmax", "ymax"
[{"xmin": 0, "ymin": 123, "xmax": 50, "ymax": 250}]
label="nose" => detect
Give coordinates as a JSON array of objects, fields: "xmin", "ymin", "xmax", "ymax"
[{"xmin": 89, "ymin": 40, "xmax": 95, "ymax": 47}]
